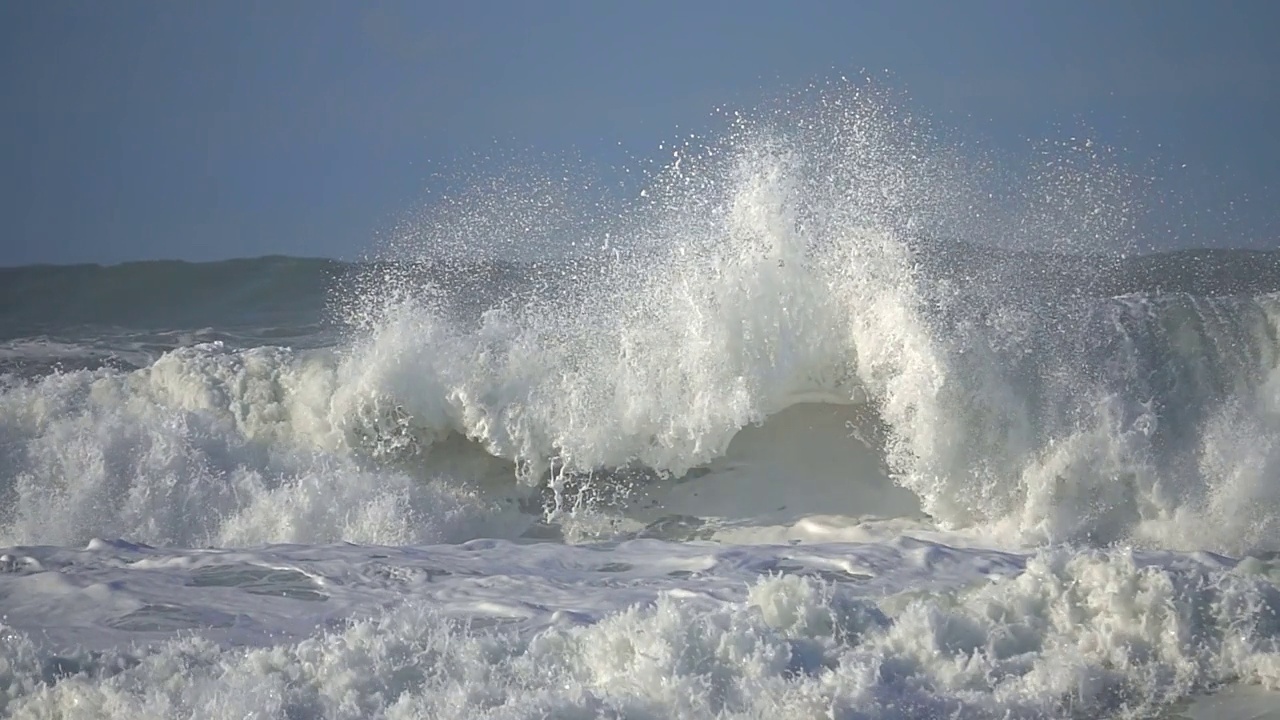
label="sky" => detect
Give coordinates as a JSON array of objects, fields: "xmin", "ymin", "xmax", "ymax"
[{"xmin": 2, "ymin": 0, "xmax": 1279, "ymax": 266}]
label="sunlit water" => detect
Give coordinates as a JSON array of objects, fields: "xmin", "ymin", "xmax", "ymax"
[{"xmin": 4, "ymin": 80, "xmax": 1280, "ymax": 718}]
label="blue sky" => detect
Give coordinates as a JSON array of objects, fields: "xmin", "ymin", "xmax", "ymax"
[{"xmin": 3, "ymin": 1, "xmax": 1278, "ymax": 266}]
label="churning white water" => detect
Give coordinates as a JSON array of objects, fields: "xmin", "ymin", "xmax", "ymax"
[{"xmin": 3, "ymin": 80, "xmax": 1280, "ymax": 718}]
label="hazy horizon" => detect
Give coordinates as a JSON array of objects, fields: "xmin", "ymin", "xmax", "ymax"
[{"xmin": 9, "ymin": 239, "xmax": 1280, "ymax": 273}]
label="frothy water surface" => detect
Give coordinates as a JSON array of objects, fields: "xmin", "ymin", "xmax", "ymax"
[{"xmin": 4, "ymin": 80, "xmax": 1280, "ymax": 718}]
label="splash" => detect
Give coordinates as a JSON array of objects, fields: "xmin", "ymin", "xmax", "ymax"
[{"xmin": 3, "ymin": 78, "xmax": 1280, "ymax": 555}]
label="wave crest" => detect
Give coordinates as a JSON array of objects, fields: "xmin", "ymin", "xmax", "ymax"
[{"xmin": 6, "ymin": 80, "xmax": 1280, "ymax": 554}]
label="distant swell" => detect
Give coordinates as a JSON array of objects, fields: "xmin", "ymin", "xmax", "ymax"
[
  {"xmin": 0, "ymin": 256, "xmax": 345, "ymax": 336},
  {"xmin": 6, "ymin": 248, "xmax": 1280, "ymax": 337}
]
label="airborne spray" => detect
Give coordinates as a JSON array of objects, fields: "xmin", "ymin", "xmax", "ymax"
[
  {"xmin": 322, "ymin": 76, "xmax": 1280, "ymax": 552},
  {"xmin": 8, "ymin": 76, "xmax": 1280, "ymax": 719},
  {"xmin": 4, "ymin": 76, "xmax": 1279, "ymax": 552}
]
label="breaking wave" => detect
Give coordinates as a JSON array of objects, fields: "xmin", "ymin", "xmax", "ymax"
[{"xmin": 3, "ymin": 80, "xmax": 1280, "ymax": 555}]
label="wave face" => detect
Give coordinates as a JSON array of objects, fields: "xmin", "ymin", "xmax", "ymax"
[{"xmin": 4, "ymin": 84, "xmax": 1280, "ymax": 556}]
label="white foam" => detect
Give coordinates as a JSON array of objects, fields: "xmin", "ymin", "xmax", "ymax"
[
  {"xmin": 8, "ymin": 89, "xmax": 1280, "ymax": 554},
  {"xmin": 0, "ymin": 344, "xmax": 528, "ymax": 548},
  {"xmin": 5, "ymin": 79, "xmax": 1280, "ymax": 718},
  {"xmin": 2, "ymin": 539, "xmax": 1279, "ymax": 718}
]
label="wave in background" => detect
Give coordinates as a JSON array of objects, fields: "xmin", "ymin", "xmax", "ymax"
[{"xmin": 3, "ymin": 81, "xmax": 1280, "ymax": 555}]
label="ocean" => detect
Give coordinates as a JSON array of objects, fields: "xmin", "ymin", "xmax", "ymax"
[{"xmin": 5, "ymin": 87, "xmax": 1280, "ymax": 719}]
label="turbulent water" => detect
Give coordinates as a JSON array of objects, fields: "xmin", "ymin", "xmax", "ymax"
[{"xmin": 6, "ymin": 84, "xmax": 1280, "ymax": 718}]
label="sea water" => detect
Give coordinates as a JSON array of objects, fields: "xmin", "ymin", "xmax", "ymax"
[{"xmin": 3, "ymin": 81, "xmax": 1280, "ymax": 719}]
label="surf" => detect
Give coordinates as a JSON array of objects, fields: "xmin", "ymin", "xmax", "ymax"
[
  {"xmin": 5, "ymin": 79, "xmax": 1280, "ymax": 557},
  {"xmin": 8, "ymin": 77, "xmax": 1280, "ymax": 720}
]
